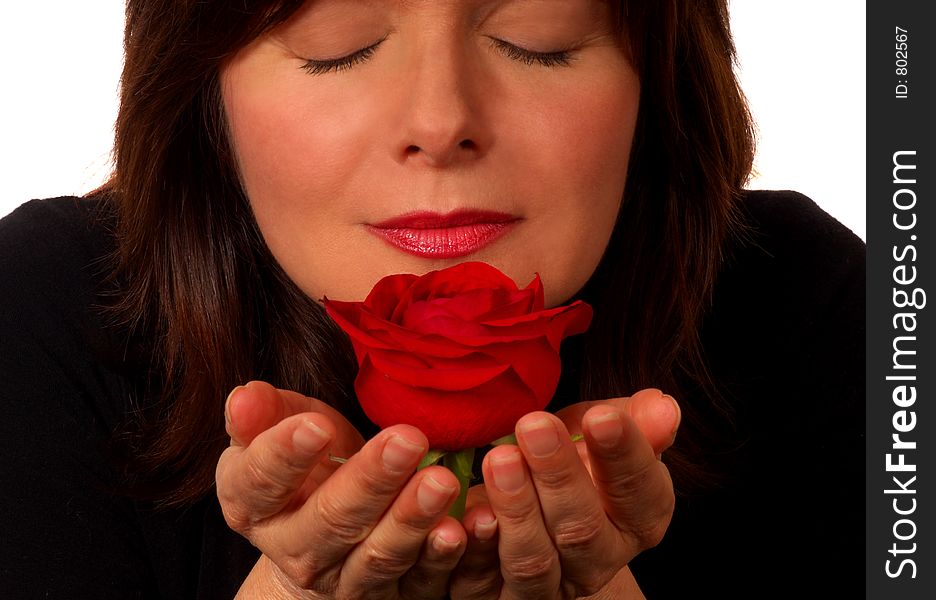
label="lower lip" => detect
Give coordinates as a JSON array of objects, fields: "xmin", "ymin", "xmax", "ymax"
[{"xmin": 366, "ymin": 221, "xmax": 518, "ymax": 259}]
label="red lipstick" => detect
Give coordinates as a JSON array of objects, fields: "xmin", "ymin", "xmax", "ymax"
[{"xmin": 367, "ymin": 210, "xmax": 520, "ymax": 259}]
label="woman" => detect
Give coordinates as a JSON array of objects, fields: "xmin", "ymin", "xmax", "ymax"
[{"xmin": 0, "ymin": 0, "xmax": 864, "ymax": 598}]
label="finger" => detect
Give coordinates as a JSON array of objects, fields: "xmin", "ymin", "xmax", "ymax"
[
  {"xmin": 216, "ymin": 410, "xmax": 335, "ymax": 531},
  {"xmin": 631, "ymin": 389, "xmax": 681, "ymax": 455},
  {"xmin": 556, "ymin": 388, "xmax": 680, "ymax": 455},
  {"xmin": 399, "ymin": 516, "xmax": 468, "ymax": 600},
  {"xmin": 481, "ymin": 445, "xmax": 560, "ymax": 600},
  {"xmin": 514, "ymin": 412, "xmax": 627, "ymax": 596},
  {"xmin": 449, "ymin": 503, "xmax": 502, "ymax": 600},
  {"xmin": 262, "ymin": 425, "xmax": 428, "ymax": 589},
  {"xmin": 339, "ymin": 465, "xmax": 462, "ymax": 597},
  {"xmin": 464, "ymin": 483, "xmax": 491, "ymax": 513},
  {"xmin": 582, "ymin": 404, "xmax": 675, "ymax": 553},
  {"xmin": 225, "ymin": 381, "xmax": 364, "ymax": 454},
  {"xmin": 225, "ymin": 381, "xmax": 309, "ymax": 445}
]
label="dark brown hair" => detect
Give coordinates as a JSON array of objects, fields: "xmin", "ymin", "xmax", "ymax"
[{"xmin": 93, "ymin": 0, "xmax": 753, "ymax": 505}]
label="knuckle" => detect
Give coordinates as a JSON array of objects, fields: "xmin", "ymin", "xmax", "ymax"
[
  {"xmin": 597, "ymin": 460, "xmax": 656, "ymax": 507},
  {"xmin": 504, "ymin": 549, "xmax": 558, "ymax": 585},
  {"xmin": 256, "ymin": 435, "xmax": 311, "ymax": 478},
  {"xmin": 276, "ymin": 554, "xmax": 333, "ymax": 592},
  {"xmin": 388, "ymin": 500, "xmax": 434, "ymax": 535},
  {"xmin": 358, "ymin": 543, "xmax": 413, "ymax": 580},
  {"xmin": 241, "ymin": 452, "xmax": 294, "ymax": 504},
  {"xmin": 642, "ymin": 518, "xmax": 670, "ymax": 548},
  {"xmin": 634, "ymin": 501, "xmax": 674, "ymax": 549},
  {"xmin": 599, "ymin": 461, "xmax": 674, "ymax": 552},
  {"xmin": 552, "ymin": 512, "xmax": 605, "ymax": 554},
  {"xmin": 496, "ymin": 497, "xmax": 542, "ymax": 525},
  {"xmin": 623, "ymin": 501, "xmax": 673, "ymax": 552},
  {"xmin": 354, "ymin": 458, "xmax": 405, "ymax": 497},
  {"xmin": 449, "ymin": 576, "xmax": 499, "ymax": 600},
  {"xmin": 218, "ymin": 500, "xmax": 253, "ymax": 533},
  {"xmin": 531, "ymin": 462, "xmax": 579, "ymax": 491},
  {"xmin": 314, "ymin": 493, "xmax": 371, "ymax": 547}
]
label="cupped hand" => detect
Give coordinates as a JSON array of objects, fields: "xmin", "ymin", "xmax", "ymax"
[
  {"xmin": 450, "ymin": 388, "xmax": 680, "ymax": 600},
  {"xmin": 216, "ymin": 381, "xmax": 468, "ymax": 599}
]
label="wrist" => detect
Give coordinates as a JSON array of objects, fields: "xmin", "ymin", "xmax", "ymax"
[
  {"xmin": 236, "ymin": 555, "xmax": 319, "ymax": 600},
  {"xmin": 576, "ymin": 566, "xmax": 645, "ymax": 600}
]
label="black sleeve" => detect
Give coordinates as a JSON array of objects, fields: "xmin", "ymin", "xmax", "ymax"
[
  {"xmin": 0, "ymin": 199, "xmax": 160, "ymax": 598},
  {"xmin": 630, "ymin": 191, "xmax": 866, "ymax": 597},
  {"xmin": 0, "ymin": 199, "xmax": 260, "ymax": 599}
]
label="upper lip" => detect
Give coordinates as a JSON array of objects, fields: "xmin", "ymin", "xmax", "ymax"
[{"xmin": 370, "ymin": 210, "xmax": 520, "ymax": 229}]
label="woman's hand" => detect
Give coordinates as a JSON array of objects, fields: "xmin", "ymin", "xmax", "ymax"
[
  {"xmin": 449, "ymin": 388, "xmax": 680, "ymax": 600},
  {"xmin": 216, "ymin": 381, "xmax": 468, "ymax": 599}
]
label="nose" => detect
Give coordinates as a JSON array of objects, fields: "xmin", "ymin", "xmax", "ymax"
[{"xmin": 393, "ymin": 41, "xmax": 490, "ymax": 167}]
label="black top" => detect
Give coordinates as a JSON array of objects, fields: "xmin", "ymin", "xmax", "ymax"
[{"xmin": 0, "ymin": 192, "xmax": 864, "ymax": 599}]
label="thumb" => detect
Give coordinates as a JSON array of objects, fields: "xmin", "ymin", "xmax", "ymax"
[
  {"xmin": 621, "ymin": 388, "xmax": 681, "ymax": 455},
  {"xmin": 225, "ymin": 380, "xmax": 295, "ymax": 447}
]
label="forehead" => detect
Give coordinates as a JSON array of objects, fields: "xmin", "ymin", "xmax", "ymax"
[{"xmin": 281, "ymin": 0, "xmax": 619, "ymax": 20}]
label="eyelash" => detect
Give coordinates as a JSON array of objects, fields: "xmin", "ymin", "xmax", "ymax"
[
  {"xmin": 300, "ymin": 38, "xmax": 385, "ymax": 75},
  {"xmin": 299, "ymin": 37, "xmax": 574, "ymax": 75},
  {"xmin": 488, "ymin": 38, "xmax": 574, "ymax": 68}
]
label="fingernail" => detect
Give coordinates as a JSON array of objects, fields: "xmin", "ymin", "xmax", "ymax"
[
  {"xmin": 417, "ymin": 475, "xmax": 457, "ymax": 514},
  {"xmin": 432, "ymin": 531, "xmax": 463, "ymax": 554},
  {"xmin": 489, "ymin": 449, "xmax": 525, "ymax": 493},
  {"xmin": 292, "ymin": 419, "xmax": 330, "ymax": 454},
  {"xmin": 474, "ymin": 515, "xmax": 498, "ymax": 541},
  {"xmin": 662, "ymin": 394, "xmax": 681, "ymax": 438},
  {"xmin": 224, "ymin": 386, "xmax": 245, "ymax": 427},
  {"xmin": 518, "ymin": 416, "xmax": 561, "ymax": 458},
  {"xmin": 585, "ymin": 408, "xmax": 623, "ymax": 448},
  {"xmin": 382, "ymin": 434, "xmax": 425, "ymax": 473}
]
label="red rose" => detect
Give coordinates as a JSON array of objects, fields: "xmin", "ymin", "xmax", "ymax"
[{"xmin": 323, "ymin": 262, "xmax": 593, "ymax": 450}]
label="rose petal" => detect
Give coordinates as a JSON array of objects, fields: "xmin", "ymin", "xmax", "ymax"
[
  {"xmin": 479, "ymin": 301, "xmax": 593, "ymax": 350},
  {"xmin": 356, "ymin": 311, "xmax": 479, "ymax": 358},
  {"xmin": 524, "ymin": 272, "xmax": 546, "ymax": 312},
  {"xmin": 366, "ymin": 350, "xmax": 511, "ymax": 391},
  {"xmin": 389, "ymin": 262, "xmax": 521, "ymax": 323},
  {"xmin": 399, "ymin": 288, "xmax": 532, "ymax": 329},
  {"xmin": 470, "ymin": 291, "xmax": 537, "ymax": 322},
  {"xmin": 323, "ymin": 299, "xmax": 397, "ymax": 352},
  {"xmin": 355, "ymin": 359, "xmax": 543, "ymax": 449},
  {"xmin": 423, "ymin": 301, "xmax": 593, "ymax": 351},
  {"xmin": 405, "ymin": 313, "xmax": 491, "ymax": 337},
  {"xmin": 363, "ymin": 273, "xmax": 420, "ymax": 320},
  {"xmin": 468, "ymin": 338, "xmax": 562, "ymax": 405}
]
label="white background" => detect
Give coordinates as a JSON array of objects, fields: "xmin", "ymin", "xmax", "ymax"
[{"xmin": 0, "ymin": 1, "xmax": 866, "ymax": 240}]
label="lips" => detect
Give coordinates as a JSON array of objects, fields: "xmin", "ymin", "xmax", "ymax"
[{"xmin": 367, "ymin": 210, "xmax": 520, "ymax": 259}]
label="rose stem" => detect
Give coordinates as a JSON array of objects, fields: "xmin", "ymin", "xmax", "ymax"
[{"xmin": 443, "ymin": 448, "xmax": 475, "ymax": 520}]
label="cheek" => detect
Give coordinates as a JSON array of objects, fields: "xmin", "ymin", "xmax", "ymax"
[
  {"xmin": 540, "ymin": 77, "xmax": 636, "ymax": 198},
  {"xmin": 221, "ymin": 66, "xmax": 377, "ymax": 299},
  {"xmin": 226, "ymin": 82, "xmax": 362, "ymax": 209},
  {"xmin": 222, "ymin": 66, "xmax": 386, "ymax": 287},
  {"xmin": 521, "ymin": 75, "xmax": 638, "ymax": 303}
]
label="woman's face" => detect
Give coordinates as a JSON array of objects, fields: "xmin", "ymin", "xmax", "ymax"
[{"xmin": 222, "ymin": 0, "xmax": 638, "ymax": 306}]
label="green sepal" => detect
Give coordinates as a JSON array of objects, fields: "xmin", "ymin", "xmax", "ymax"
[
  {"xmin": 490, "ymin": 433, "xmax": 518, "ymax": 446},
  {"xmin": 491, "ymin": 432, "xmax": 584, "ymax": 446},
  {"xmin": 442, "ymin": 448, "xmax": 476, "ymax": 520},
  {"xmin": 418, "ymin": 449, "xmax": 448, "ymax": 470}
]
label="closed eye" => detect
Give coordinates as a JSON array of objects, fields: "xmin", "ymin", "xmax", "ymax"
[
  {"xmin": 488, "ymin": 38, "xmax": 574, "ymax": 68},
  {"xmin": 300, "ymin": 37, "xmax": 387, "ymax": 75}
]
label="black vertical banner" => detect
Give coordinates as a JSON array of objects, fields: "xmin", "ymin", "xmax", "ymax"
[{"xmin": 867, "ymin": 1, "xmax": 934, "ymax": 597}]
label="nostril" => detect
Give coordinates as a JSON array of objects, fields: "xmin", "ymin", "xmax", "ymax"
[
  {"xmin": 405, "ymin": 145, "xmax": 421, "ymax": 155},
  {"xmin": 458, "ymin": 139, "xmax": 476, "ymax": 150}
]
